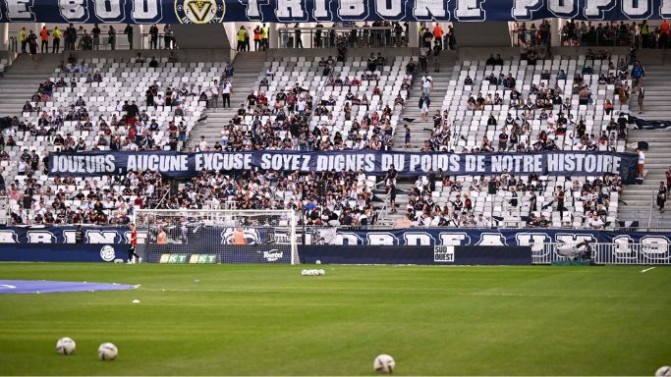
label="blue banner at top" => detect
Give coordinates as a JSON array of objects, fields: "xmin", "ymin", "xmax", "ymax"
[{"xmin": 0, "ymin": 0, "xmax": 669, "ymax": 24}]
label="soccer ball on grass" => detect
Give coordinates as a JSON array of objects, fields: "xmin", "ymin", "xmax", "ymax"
[
  {"xmin": 98, "ymin": 342, "xmax": 118, "ymax": 361},
  {"xmin": 56, "ymin": 337, "xmax": 76, "ymax": 355},
  {"xmin": 374, "ymin": 354, "xmax": 395, "ymax": 373}
]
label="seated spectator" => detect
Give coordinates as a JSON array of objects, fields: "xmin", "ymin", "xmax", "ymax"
[
  {"xmin": 22, "ymin": 101, "xmax": 33, "ymax": 112},
  {"xmin": 464, "ymin": 74, "xmax": 473, "ymax": 86},
  {"xmin": 604, "ymin": 99, "xmax": 614, "ymax": 115},
  {"xmin": 405, "ymin": 58, "xmax": 417, "ymax": 75}
]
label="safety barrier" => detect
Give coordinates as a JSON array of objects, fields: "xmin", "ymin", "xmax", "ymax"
[{"xmin": 535, "ymin": 242, "xmax": 671, "ymax": 265}]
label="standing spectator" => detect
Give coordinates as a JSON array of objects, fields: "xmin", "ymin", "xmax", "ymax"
[
  {"xmin": 253, "ymin": 25, "xmax": 261, "ymax": 50},
  {"xmin": 328, "ymin": 24, "xmax": 336, "ymax": 48},
  {"xmin": 638, "ymin": 86, "xmax": 645, "ymax": 114},
  {"xmin": 419, "ymin": 94, "xmax": 430, "ymax": 121},
  {"xmin": 657, "ymin": 181, "xmax": 667, "ymax": 213},
  {"xmin": 237, "ymin": 26, "xmax": 246, "ymax": 51},
  {"xmin": 432, "ymin": 40, "xmax": 441, "ymax": 72},
  {"xmin": 210, "ymin": 79, "xmax": 220, "ymax": 108},
  {"xmin": 660, "ymin": 19, "xmax": 670, "ymax": 48},
  {"xmin": 164, "ymin": 24, "xmax": 173, "ymax": 49},
  {"xmin": 128, "ymin": 223, "xmax": 140, "ymax": 263},
  {"xmin": 314, "ymin": 22, "xmax": 324, "ymax": 47},
  {"xmin": 52, "ymin": 26, "xmax": 62, "ymax": 53},
  {"xmin": 221, "ymin": 79, "xmax": 232, "ymax": 108},
  {"xmin": 27, "ymin": 30, "xmax": 38, "ymax": 60},
  {"xmin": 39, "ymin": 26, "xmax": 49, "ymax": 53},
  {"xmin": 419, "ymin": 44, "xmax": 428, "ymax": 72},
  {"xmin": 65, "ymin": 23, "xmax": 77, "ymax": 51},
  {"xmin": 393, "ymin": 22, "xmax": 404, "ymax": 46},
  {"xmin": 92, "ymin": 23, "xmax": 101, "ymax": 50},
  {"xmin": 432, "ymin": 23, "xmax": 443, "ymax": 49},
  {"xmin": 422, "ymin": 24, "xmax": 433, "ymax": 47},
  {"xmin": 446, "ymin": 25, "xmax": 456, "ymax": 50},
  {"xmin": 631, "ymin": 61, "xmax": 645, "ymax": 91},
  {"xmin": 640, "ymin": 20, "xmax": 650, "ymax": 48},
  {"xmin": 294, "ymin": 23, "xmax": 303, "ymax": 48},
  {"xmin": 666, "ymin": 165, "xmax": 671, "ymax": 191},
  {"xmin": 637, "ymin": 148, "xmax": 645, "ymax": 179},
  {"xmin": 404, "ymin": 124, "xmax": 410, "ymax": 148},
  {"xmin": 19, "ymin": 27, "xmax": 27, "ymax": 53},
  {"xmin": 261, "ymin": 23, "xmax": 269, "ymax": 50},
  {"xmin": 422, "ymin": 74, "xmax": 433, "ymax": 96},
  {"xmin": 124, "ymin": 24, "xmax": 133, "ymax": 49},
  {"xmin": 149, "ymin": 24, "xmax": 159, "ymax": 49},
  {"xmin": 108, "ymin": 25, "xmax": 117, "ymax": 50}
]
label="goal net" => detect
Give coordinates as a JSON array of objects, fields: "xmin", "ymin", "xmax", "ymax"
[{"xmin": 133, "ymin": 209, "xmax": 299, "ymax": 264}]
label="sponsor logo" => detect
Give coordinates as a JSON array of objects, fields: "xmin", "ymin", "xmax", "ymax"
[
  {"xmin": 159, "ymin": 254, "xmax": 189, "ymax": 264},
  {"xmin": 433, "ymin": 245, "xmax": 454, "ymax": 263},
  {"xmin": 100, "ymin": 245, "xmax": 116, "ymax": 262},
  {"xmin": 175, "ymin": 0, "xmax": 225, "ymax": 24},
  {"xmin": 189, "ymin": 254, "xmax": 217, "ymax": 264},
  {"xmin": 262, "ymin": 249, "xmax": 284, "ymax": 262}
]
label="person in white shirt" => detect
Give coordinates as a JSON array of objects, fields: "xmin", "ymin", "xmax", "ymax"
[
  {"xmin": 210, "ymin": 80, "xmax": 220, "ymax": 107},
  {"xmin": 422, "ymin": 74, "xmax": 433, "ymax": 96},
  {"xmin": 221, "ymin": 79, "xmax": 232, "ymax": 108},
  {"xmin": 198, "ymin": 136, "xmax": 208, "ymax": 152},
  {"xmin": 475, "ymin": 214, "xmax": 490, "ymax": 228},
  {"xmin": 589, "ymin": 214, "xmax": 604, "ymax": 229},
  {"xmin": 637, "ymin": 148, "xmax": 645, "ymax": 178}
]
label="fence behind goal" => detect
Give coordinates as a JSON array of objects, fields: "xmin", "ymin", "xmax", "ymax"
[
  {"xmin": 534, "ymin": 242, "xmax": 671, "ymax": 265},
  {"xmin": 134, "ymin": 209, "xmax": 299, "ymax": 264}
]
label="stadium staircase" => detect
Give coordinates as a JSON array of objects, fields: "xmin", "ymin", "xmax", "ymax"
[
  {"xmin": 619, "ymin": 62, "xmax": 671, "ymax": 230},
  {"xmin": 619, "ymin": 129, "xmax": 671, "ymax": 229},
  {"xmin": 628, "ymin": 64, "xmax": 671, "ymax": 119},
  {"xmin": 0, "ymin": 54, "xmax": 62, "ymax": 116},
  {"xmin": 185, "ymin": 52, "xmax": 266, "ymax": 149},
  {"xmin": 393, "ymin": 55, "xmax": 456, "ymax": 150},
  {"xmin": 377, "ymin": 55, "xmax": 456, "ymax": 225}
]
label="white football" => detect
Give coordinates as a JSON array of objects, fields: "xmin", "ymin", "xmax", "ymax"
[
  {"xmin": 656, "ymin": 366, "xmax": 671, "ymax": 377},
  {"xmin": 56, "ymin": 337, "xmax": 76, "ymax": 355},
  {"xmin": 374, "ymin": 354, "xmax": 395, "ymax": 374},
  {"xmin": 315, "ymin": 260, "xmax": 322, "ymax": 265},
  {"xmin": 98, "ymin": 342, "xmax": 118, "ymax": 361}
]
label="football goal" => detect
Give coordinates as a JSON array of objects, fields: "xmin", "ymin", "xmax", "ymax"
[{"xmin": 133, "ymin": 209, "xmax": 299, "ymax": 264}]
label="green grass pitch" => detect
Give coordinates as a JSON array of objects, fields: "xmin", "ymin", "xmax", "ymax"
[{"xmin": 0, "ymin": 263, "xmax": 670, "ymax": 375}]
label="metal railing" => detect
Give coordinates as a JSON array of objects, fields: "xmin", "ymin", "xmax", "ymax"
[
  {"xmin": 560, "ymin": 28, "xmax": 635, "ymax": 48},
  {"xmin": 535, "ymin": 242, "xmax": 671, "ymax": 265},
  {"xmin": 276, "ymin": 26, "xmax": 408, "ymax": 49},
  {"xmin": 9, "ymin": 32, "xmax": 176, "ymax": 53}
]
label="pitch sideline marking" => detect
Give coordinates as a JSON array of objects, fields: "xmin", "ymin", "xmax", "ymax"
[{"xmin": 641, "ymin": 267, "xmax": 656, "ymax": 273}]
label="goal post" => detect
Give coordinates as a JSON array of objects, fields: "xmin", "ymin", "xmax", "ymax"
[{"xmin": 133, "ymin": 209, "xmax": 299, "ymax": 265}]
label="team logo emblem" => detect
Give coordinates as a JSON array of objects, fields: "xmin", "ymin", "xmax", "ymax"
[
  {"xmin": 175, "ymin": 0, "xmax": 225, "ymax": 24},
  {"xmin": 100, "ymin": 245, "xmax": 116, "ymax": 262}
]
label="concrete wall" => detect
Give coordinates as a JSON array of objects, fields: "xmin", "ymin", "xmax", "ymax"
[
  {"xmin": 171, "ymin": 23, "xmax": 230, "ymax": 50},
  {"xmin": 452, "ymin": 22, "xmax": 512, "ymax": 47},
  {"xmin": 64, "ymin": 48, "xmax": 231, "ymax": 62}
]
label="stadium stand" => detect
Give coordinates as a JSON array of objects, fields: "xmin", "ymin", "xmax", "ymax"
[
  {"xmin": 0, "ymin": 38, "xmax": 667, "ymax": 229},
  {"xmin": 2, "ymin": 54, "xmax": 211, "ymax": 224}
]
